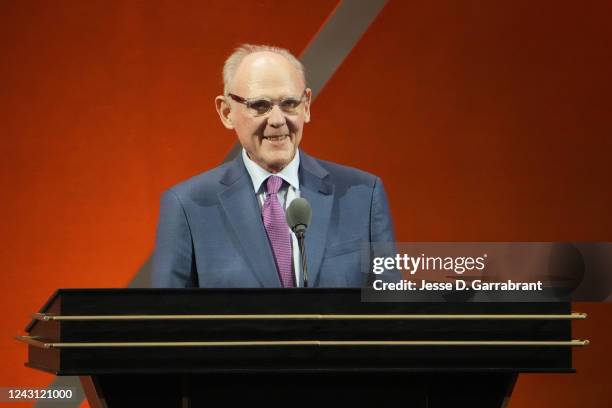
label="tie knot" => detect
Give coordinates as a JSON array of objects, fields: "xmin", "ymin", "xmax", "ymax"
[{"xmin": 265, "ymin": 175, "xmax": 283, "ymax": 194}]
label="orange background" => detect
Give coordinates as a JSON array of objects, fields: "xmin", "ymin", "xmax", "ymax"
[{"xmin": 1, "ymin": 1, "xmax": 610, "ymax": 407}]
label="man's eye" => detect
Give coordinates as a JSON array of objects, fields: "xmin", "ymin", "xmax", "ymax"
[
  {"xmin": 248, "ymin": 100, "xmax": 271, "ymax": 113},
  {"xmin": 280, "ymin": 99, "xmax": 300, "ymax": 110}
]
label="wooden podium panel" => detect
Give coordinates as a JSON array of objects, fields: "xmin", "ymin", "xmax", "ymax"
[{"xmin": 19, "ymin": 289, "xmax": 585, "ymax": 407}]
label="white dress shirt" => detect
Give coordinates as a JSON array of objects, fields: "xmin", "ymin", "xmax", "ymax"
[{"xmin": 241, "ymin": 149, "xmax": 302, "ymax": 286}]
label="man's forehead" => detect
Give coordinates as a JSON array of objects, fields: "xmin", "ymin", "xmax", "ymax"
[{"xmin": 231, "ymin": 52, "xmax": 303, "ymax": 96}]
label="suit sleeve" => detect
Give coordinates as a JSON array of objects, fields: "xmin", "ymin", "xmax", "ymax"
[
  {"xmin": 370, "ymin": 177, "xmax": 396, "ymax": 243},
  {"xmin": 370, "ymin": 177, "xmax": 402, "ymax": 283},
  {"xmin": 151, "ymin": 189, "xmax": 198, "ymax": 288}
]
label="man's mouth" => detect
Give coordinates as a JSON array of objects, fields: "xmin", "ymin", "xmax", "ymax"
[{"xmin": 263, "ymin": 134, "xmax": 289, "ymax": 142}]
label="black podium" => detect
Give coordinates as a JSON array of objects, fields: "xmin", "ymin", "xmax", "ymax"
[{"xmin": 19, "ymin": 289, "xmax": 587, "ymax": 407}]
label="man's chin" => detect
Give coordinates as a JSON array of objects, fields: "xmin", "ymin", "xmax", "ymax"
[{"xmin": 262, "ymin": 152, "xmax": 295, "ymax": 173}]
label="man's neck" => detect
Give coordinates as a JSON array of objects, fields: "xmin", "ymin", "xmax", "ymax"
[{"xmin": 241, "ymin": 149, "xmax": 300, "ymax": 193}]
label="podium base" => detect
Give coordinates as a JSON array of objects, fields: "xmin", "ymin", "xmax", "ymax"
[{"xmin": 82, "ymin": 372, "xmax": 517, "ymax": 408}]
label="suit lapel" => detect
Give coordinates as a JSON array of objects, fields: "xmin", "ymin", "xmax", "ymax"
[
  {"xmin": 218, "ymin": 156, "xmax": 281, "ymax": 287},
  {"xmin": 299, "ymin": 151, "xmax": 333, "ymax": 287}
]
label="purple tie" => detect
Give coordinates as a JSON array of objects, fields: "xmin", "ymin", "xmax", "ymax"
[{"xmin": 262, "ymin": 176, "xmax": 294, "ymax": 287}]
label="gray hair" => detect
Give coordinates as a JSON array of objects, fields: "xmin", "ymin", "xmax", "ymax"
[{"xmin": 222, "ymin": 44, "xmax": 306, "ymax": 96}]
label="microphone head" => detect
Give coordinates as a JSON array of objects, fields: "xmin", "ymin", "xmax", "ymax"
[{"xmin": 286, "ymin": 198, "xmax": 312, "ymax": 234}]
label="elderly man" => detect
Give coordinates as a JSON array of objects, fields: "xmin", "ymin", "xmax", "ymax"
[{"xmin": 152, "ymin": 44, "xmax": 396, "ymax": 288}]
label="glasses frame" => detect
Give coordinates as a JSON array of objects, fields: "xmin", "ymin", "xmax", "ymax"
[{"xmin": 227, "ymin": 90, "xmax": 308, "ymax": 117}]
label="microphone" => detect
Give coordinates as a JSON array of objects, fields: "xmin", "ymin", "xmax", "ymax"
[
  {"xmin": 286, "ymin": 198, "xmax": 312, "ymax": 235},
  {"xmin": 286, "ymin": 198, "xmax": 312, "ymax": 287}
]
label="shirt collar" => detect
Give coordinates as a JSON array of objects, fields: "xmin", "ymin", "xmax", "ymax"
[{"xmin": 241, "ymin": 148, "xmax": 300, "ymax": 193}]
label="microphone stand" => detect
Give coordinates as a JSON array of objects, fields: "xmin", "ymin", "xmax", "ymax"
[{"xmin": 295, "ymin": 229, "xmax": 308, "ymax": 288}]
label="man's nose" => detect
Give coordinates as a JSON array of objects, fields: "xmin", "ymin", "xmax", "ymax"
[{"xmin": 266, "ymin": 105, "xmax": 286, "ymax": 128}]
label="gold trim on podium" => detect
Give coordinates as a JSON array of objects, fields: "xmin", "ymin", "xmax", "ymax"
[
  {"xmin": 16, "ymin": 336, "xmax": 590, "ymax": 349},
  {"xmin": 32, "ymin": 312, "xmax": 587, "ymax": 321}
]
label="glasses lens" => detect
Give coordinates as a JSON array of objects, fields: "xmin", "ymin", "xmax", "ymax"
[
  {"xmin": 246, "ymin": 99, "xmax": 272, "ymax": 115},
  {"xmin": 279, "ymin": 98, "xmax": 301, "ymax": 113}
]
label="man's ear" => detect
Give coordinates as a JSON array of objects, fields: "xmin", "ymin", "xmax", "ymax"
[
  {"xmin": 215, "ymin": 95, "xmax": 234, "ymax": 129},
  {"xmin": 303, "ymin": 88, "xmax": 312, "ymax": 124}
]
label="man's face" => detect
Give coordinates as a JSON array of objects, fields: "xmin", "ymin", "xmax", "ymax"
[{"xmin": 216, "ymin": 52, "xmax": 311, "ymax": 173}]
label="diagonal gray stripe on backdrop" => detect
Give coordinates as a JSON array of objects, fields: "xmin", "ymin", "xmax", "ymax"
[
  {"xmin": 299, "ymin": 0, "xmax": 389, "ymax": 99},
  {"xmin": 36, "ymin": 1, "xmax": 388, "ymax": 406}
]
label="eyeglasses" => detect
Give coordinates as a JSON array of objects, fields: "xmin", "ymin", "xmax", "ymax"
[{"xmin": 227, "ymin": 90, "xmax": 307, "ymax": 117}]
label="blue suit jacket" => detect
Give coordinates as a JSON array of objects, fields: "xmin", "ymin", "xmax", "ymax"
[{"xmin": 151, "ymin": 150, "xmax": 396, "ymax": 288}]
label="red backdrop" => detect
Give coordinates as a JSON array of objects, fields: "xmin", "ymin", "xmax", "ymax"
[{"xmin": 1, "ymin": 1, "xmax": 610, "ymax": 407}]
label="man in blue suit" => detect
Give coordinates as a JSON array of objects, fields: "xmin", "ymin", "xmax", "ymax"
[{"xmin": 152, "ymin": 44, "xmax": 396, "ymax": 288}]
